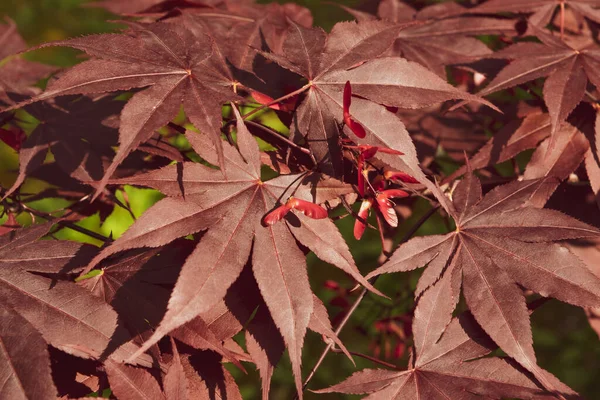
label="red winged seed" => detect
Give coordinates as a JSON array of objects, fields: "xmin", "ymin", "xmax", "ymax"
[
  {"xmin": 343, "ymin": 81, "xmax": 367, "ymax": 138},
  {"xmin": 262, "ymin": 197, "xmax": 327, "ymax": 226},
  {"xmin": 376, "ymin": 189, "xmax": 409, "ymax": 228},
  {"xmin": 287, "ymin": 197, "xmax": 328, "ymax": 219},
  {"xmin": 384, "ymin": 170, "xmax": 420, "ymax": 184},
  {"xmin": 262, "ymin": 204, "xmax": 293, "ymax": 226},
  {"xmin": 354, "ymin": 198, "xmax": 374, "ymax": 240}
]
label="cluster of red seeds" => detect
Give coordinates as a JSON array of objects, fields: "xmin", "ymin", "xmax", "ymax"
[
  {"xmin": 263, "ymin": 81, "xmax": 418, "ymax": 240},
  {"xmin": 343, "ymin": 81, "xmax": 419, "ymax": 240}
]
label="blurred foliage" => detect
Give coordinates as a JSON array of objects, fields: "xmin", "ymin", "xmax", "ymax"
[
  {"xmin": 0, "ymin": 0, "xmax": 118, "ymax": 66},
  {"xmin": 0, "ymin": 1, "xmax": 599, "ymax": 399}
]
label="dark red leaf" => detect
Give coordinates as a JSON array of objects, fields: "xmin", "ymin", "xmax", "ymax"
[
  {"xmin": 0, "ymin": 305, "xmax": 58, "ymax": 400},
  {"xmin": 317, "ymin": 313, "xmax": 570, "ymax": 398},
  {"xmin": 369, "ymin": 172, "xmax": 600, "ymax": 391}
]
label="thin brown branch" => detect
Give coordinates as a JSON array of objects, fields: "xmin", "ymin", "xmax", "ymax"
[
  {"xmin": 170, "ymin": 118, "xmax": 315, "ymax": 165},
  {"xmin": 241, "ymin": 83, "xmax": 311, "ymax": 120},
  {"xmin": 21, "ymin": 205, "xmax": 111, "ymax": 243},
  {"xmin": 167, "ymin": 121, "xmax": 186, "ymax": 134},
  {"xmin": 330, "ymin": 348, "xmax": 402, "ymax": 370},
  {"xmin": 243, "ymin": 119, "xmax": 315, "ymax": 160}
]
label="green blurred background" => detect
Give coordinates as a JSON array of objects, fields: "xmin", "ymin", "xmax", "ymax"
[{"xmin": 0, "ymin": 0, "xmax": 598, "ymax": 398}]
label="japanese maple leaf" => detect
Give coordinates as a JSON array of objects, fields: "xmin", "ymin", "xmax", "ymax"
[
  {"xmin": 79, "ymin": 107, "xmax": 375, "ymax": 398},
  {"xmin": 315, "ymin": 313, "xmax": 575, "ymax": 399},
  {"xmin": 1, "ymin": 20, "xmax": 238, "ymax": 198},
  {"xmin": 261, "ymin": 19, "xmax": 492, "ymax": 211},
  {"xmin": 400, "ymin": 107, "xmax": 490, "ymax": 167},
  {"xmin": 567, "ymin": 237, "xmax": 600, "ymax": 339},
  {"xmin": 0, "ymin": 305, "xmax": 58, "ymax": 400},
  {"xmin": 346, "ymin": 9, "xmax": 517, "ymax": 77},
  {"xmin": 0, "ymin": 18, "xmax": 57, "ymax": 106},
  {"xmin": 475, "ymin": 26, "xmax": 600, "ymax": 150},
  {"xmin": 212, "ymin": 263, "xmax": 350, "ymax": 399},
  {"xmin": 471, "ymin": 0, "xmax": 600, "ymax": 28},
  {"xmin": 0, "ymin": 220, "xmax": 96, "ymax": 275},
  {"xmin": 340, "ymin": 0, "xmax": 468, "ymax": 24},
  {"xmin": 103, "ymin": 340, "xmax": 218, "ymax": 400},
  {"xmin": 3, "ymin": 95, "xmax": 122, "ymax": 198},
  {"xmin": 77, "ymin": 245, "xmax": 245, "ymax": 368},
  {"xmin": 444, "ymin": 110, "xmax": 590, "ymax": 206},
  {"xmin": 388, "ymin": 16, "xmax": 516, "ymax": 77},
  {"xmin": 585, "ymin": 110, "xmax": 600, "ymax": 208},
  {"xmin": 444, "ymin": 113, "xmax": 552, "ymax": 184},
  {"xmin": 98, "ymin": 0, "xmax": 313, "ymax": 77},
  {"xmin": 103, "ymin": 359, "xmax": 166, "ymax": 400},
  {"xmin": 183, "ymin": 352, "xmax": 243, "ymax": 399},
  {"xmin": 376, "ymin": 0, "xmax": 417, "ymax": 23},
  {"xmin": 0, "ymin": 223, "xmax": 152, "ymax": 367},
  {"xmin": 103, "ymin": 339, "xmax": 233, "ymax": 400},
  {"xmin": 367, "ymin": 169, "xmax": 600, "ymax": 392},
  {"xmin": 522, "ymin": 121, "xmax": 589, "ymax": 206},
  {"xmin": 184, "ymin": 1, "xmax": 313, "ymax": 73}
]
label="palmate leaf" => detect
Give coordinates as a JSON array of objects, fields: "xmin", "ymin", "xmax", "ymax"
[
  {"xmin": 475, "ymin": 26, "xmax": 600, "ymax": 151},
  {"xmin": 1, "ymin": 20, "xmax": 238, "ymax": 197},
  {"xmin": 97, "ymin": 0, "xmax": 314, "ymax": 78},
  {"xmin": 0, "ymin": 223, "xmax": 153, "ymax": 367},
  {"xmin": 0, "ymin": 220, "xmax": 96, "ymax": 274},
  {"xmin": 0, "ymin": 259, "xmax": 152, "ymax": 367},
  {"xmin": 446, "ymin": 113, "xmax": 589, "ymax": 206},
  {"xmin": 389, "ymin": 16, "xmax": 515, "ymax": 77},
  {"xmin": 261, "ymin": 19, "xmax": 494, "ymax": 212},
  {"xmin": 183, "ymin": 352, "xmax": 243, "ymax": 399},
  {"xmin": 345, "ymin": 8, "xmax": 517, "ymax": 77},
  {"xmin": 3, "ymin": 0, "xmax": 600, "ymax": 398},
  {"xmin": 77, "ymin": 244, "xmax": 245, "ymax": 367},
  {"xmin": 216, "ymin": 263, "xmax": 350, "ymax": 398},
  {"xmin": 445, "ymin": 113, "xmax": 552, "ymax": 183},
  {"xmin": 184, "ymin": 2, "xmax": 313, "ymax": 73},
  {"xmin": 586, "ymin": 111, "xmax": 600, "ymax": 208},
  {"xmin": 368, "ymin": 170, "xmax": 600, "ymax": 392},
  {"xmin": 163, "ymin": 339, "xmax": 187, "ymax": 400},
  {"xmin": 104, "ymin": 359, "xmax": 165, "ymax": 400},
  {"xmin": 0, "ymin": 305, "xmax": 58, "ymax": 400},
  {"xmin": 316, "ymin": 313, "xmax": 568, "ymax": 399},
  {"xmin": 0, "ymin": 18, "xmax": 57, "ymax": 105},
  {"xmin": 470, "ymin": 0, "xmax": 600, "ymax": 28},
  {"xmin": 398, "ymin": 107, "xmax": 489, "ymax": 166},
  {"xmin": 523, "ymin": 122, "xmax": 589, "ymax": 207},
  {"xmin": 79, "ymin": 106, "xmax": 371, "ymax": 398},
  {"xmin": 4, "ymin": 95, "xmax": 122, "ymax": 198}
]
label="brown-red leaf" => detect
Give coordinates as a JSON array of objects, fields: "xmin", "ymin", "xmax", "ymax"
[
  {"xmin": 369, "ymin": 171, "xmax": 600, "ymax": 391},
  {"xmin": 0, "ymin": 305, "xmax": 58, "ymax": 400}
]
